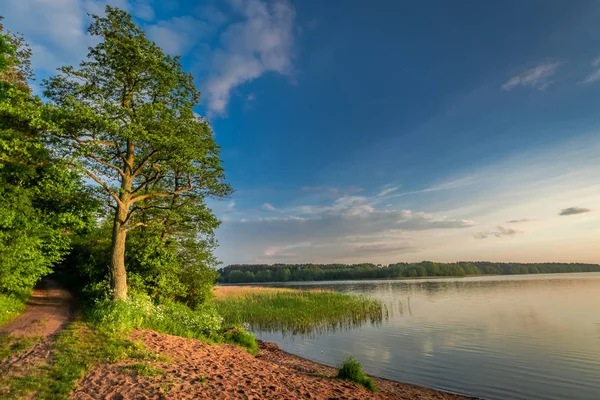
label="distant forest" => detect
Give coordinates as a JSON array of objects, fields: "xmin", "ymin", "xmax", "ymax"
[{"xmin": 219, "ymin": 262, "xmax": 600, "ymax": 283}]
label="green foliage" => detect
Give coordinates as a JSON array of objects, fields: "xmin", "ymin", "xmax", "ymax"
[
  {"xmin": 0, "ymin": 292, "xmax": 27, "ymax": 326},
  {"xmin": 337, "ymin": 356, "xmax": 377, "ymax": 392},
  {"xmin": 86, "ymin": 292, "xmax": 223, "ymax": 340},
  {"xmin": 214, "ymin": 290, "xmax": 387, "ymax": 335},
  {"xmin": 85, "ymin": 292, "xmax": 258, "ymax": 354},
  {"xmin": 221, "ymin": 262, "xmax": 600, "ymax": 283},
  {"xmin": 42, "ymin": 6, "xmax": 232, "ymax": 299},
  {"xmin": 60, "ymin": 222, "xmax": 219, "ymax": 308},
  {"xmin": 0, "ymin": 19, "xmax": 98, "ymax": 295}
]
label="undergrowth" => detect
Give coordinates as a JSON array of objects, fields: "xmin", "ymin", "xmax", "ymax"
[
  {"xmin": 0, "ymin": 293, "xmax": 27, "ymax": 327},
  {"xmin": 86, "ymin": 291, "xmax": 258, "ymax": 354}
]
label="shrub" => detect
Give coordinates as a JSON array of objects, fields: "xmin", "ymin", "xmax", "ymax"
[
  {"xmin": 337, "ymin": 356, "xmax": 377, "ymax": 392},
  {"xmin": 85, "ymin": 292, "xmax": 258, "ymax": 354},
  {"xmin": 86, "ymin": 291, "xmax": 223, "ymax": 339},
  {"xmin": 220, "ymin": 327, "xmax": 258, "ymax": 355}
]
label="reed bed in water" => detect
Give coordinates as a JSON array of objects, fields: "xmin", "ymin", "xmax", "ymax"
[{"xmin": 213, "ymin": 286, "xmax": 388, "ymax": 335}]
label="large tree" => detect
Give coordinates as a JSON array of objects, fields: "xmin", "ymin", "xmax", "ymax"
[{"xmin": 43, "ymin": 7, "xmax": 231, "ymax": 300}]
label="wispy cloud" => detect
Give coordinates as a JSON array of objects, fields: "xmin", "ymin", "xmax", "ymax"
[
  {"xmin": 203, "ymin": 0, "xmax": 296, "ymax": 115},
  {"xmin": 474, "ymin": 226, "xmax": 520, "ymax": 239},
  {"xmin": 261, "ymin": 203, "xmax": 277, "ymax": 212},
  {"xmin": 218, "ymin": 191, "xmax": 474, "ymax": 263},
  {"xmin": 146, "ymin": 16, "xmax": 208, "ymax": 55},
  {"xmin": 502, "ymin": 62, "xmax": 561, "ymax": 91},
  {"xmin": 581, "ymin": 57, "xmax": 600, "ymax": 84},
  {"xmin": 559, "ymin": 207, "xmax": 591, "ymax": 216},
  {"xmin": 506, "ymin": 218, "xmax": 533, "ymax": 224}
]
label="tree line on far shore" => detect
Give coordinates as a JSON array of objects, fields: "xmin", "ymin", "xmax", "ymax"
[{"xmin": 219, "ymin": 262, "xmax": 600, "ymax": 283}]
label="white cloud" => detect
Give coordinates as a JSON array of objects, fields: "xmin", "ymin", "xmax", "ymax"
[
  {"xmin": 502, "ymin": 62, "xmax": 561, "ymax": 91},
  {"xmin": 131, "ymin": 0, "xmax": 154, "ymax": 21},
  {"xmin": 0, "ymin": 0, "xmax": 139, "ymax": 75},
  {"xmin": 582, "ymin": 70, "xmax": 600, "ymax": 84},
  {"xmin": 582, "ymin": 57, "xmax": 600, "ymax": 84},
  {"xmin": 203, "ymin": 0, "xmax": 295, "ymax": 115},
  {"xmin": 261, "ymin": 203, "xmax": 277, "ymax": 211},
  {"xmin": 217, "ymin": 193, "xmax": 474, "ymax": 263},
  {"xmin": 146, "ymin": 16, "xmax": 209, "ymax": 55},
  {"xmin": 216, "ymin": 135, "xmax": 600, "ymax": 265}
]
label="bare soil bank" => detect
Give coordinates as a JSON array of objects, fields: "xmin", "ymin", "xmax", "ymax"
[{"xmin": 71, "ymin": 330, "xmax": 472, "ymax": 399}]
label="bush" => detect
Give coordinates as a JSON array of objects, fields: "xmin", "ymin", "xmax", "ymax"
[
  {"xmin": 85, "ymin": 292, "xmax": 258, "ymax": 353},
  {"xmin": 337, "ymin": 356, "xmax": 377, "ymax": 392},
  {"xmin": 220, "ymin": 327, "xmax": 258, "ymax": 355},
  {"xmin": 86, "ymin": 291, "xmax": 223, "ymax": 339}
]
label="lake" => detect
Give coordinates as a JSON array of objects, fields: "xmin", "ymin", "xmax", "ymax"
[{"xmin": 253, "ymin": 273, "xmax": 600, "ymax": 400}]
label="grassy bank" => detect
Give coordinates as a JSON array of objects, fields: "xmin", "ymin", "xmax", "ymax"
[
  {"xmin": 0, "ymin": 321, "xmax": 165, "ymax": 399},
  {"xmin": 86, "ymin": 292, "xmax": 258, "ymax": 354},
  {"xmin": 0, "ymin": 293, "xmax": 27, "ymax": 327},
  {"xmin": 214, "ymin": 286, "xmax": 387, "ymax": 334}
]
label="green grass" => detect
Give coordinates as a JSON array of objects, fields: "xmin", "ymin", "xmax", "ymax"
[
  {"xmin": 122, "ymin": 362, "xmax": 165, "ymax": 377},
  {"xmin": 337, "ymin": 356, "xmax": 377, "ymax": 392},
  {"xmin": 0, "ymin": 321, "xmax": 164, "ymax": 399},
  {"xmin": 0, "ymin": 293, "xmax": 27, "ymax": 327},
  {"xmin": 0, "ymin": 334, "xmax": 42, "ymax": 360},
  {"xmin": 86, "ymin": 292, "xmax": 258, "ymax": 354},
  {"xmin": 214, "ymin": 289, "xmax": 387, "ymax": 335}
]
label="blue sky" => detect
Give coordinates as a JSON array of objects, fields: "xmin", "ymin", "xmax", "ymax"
[{"xmin": 2, "ymin": 0, "xmax": 600, "ymax": 265}]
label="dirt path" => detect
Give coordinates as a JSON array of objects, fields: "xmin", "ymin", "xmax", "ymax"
[
  {"xmin": 0, "ymin": 279, "xmax": 73, "ymax": 380},
  {"xmin": 0, "ymin": 279, "xmax": 73, "ymax": 338}
]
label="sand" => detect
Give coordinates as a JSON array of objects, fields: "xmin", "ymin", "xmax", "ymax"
[{"xmin": 71, "ymin": 330, "xmax": 473, "ymax": 400}]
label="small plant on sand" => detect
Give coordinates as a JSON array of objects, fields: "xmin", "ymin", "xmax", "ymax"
[
  {"xmin": 337, "ymin": 356, "xmax": 377, "ymax": 392},
  {"xmin": 196, "ymin": 376, "xmax": 207, "ymax": 382},
  {"xmin": 123, "ymin": 363, "xmax": 165, "ymax": 377},
  {"xmin": 220, "ymin": 327, "xmax": 259, "ymax": 355}
]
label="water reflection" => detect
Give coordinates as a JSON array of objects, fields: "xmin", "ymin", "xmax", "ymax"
[{"xmin": 256, "ymin": 273, "xmax": 600, "ymax": 400}]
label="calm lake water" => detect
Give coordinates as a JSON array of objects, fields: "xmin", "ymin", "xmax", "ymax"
[{"xmin": 253, "ymin": 273, "xmax": 600, "ymax": 400}]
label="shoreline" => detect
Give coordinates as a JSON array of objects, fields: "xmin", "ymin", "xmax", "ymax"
[
  {"xmin": 257, "ymin": 339, "xmax": 475, "ymax": 399},
  {"xmin": 71, "ymin": 329, "xmax": 475, "ymax": 399}
]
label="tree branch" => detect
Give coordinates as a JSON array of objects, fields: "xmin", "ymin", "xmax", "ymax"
[
  {"xmin": 132, "ymin": 149, "xmax": 157, "ymax": 177},
  {"xmin": 125, "ymin": 221, "xmax": 147, "ymax": 232},
  {"xmin": 82, "ymin": 168, "xmax": 122, "ymax": 207},
  {"xmin": 72, "ymin": 137, "xmax": 125, "ymax": 177},
  {"xmin": 130, "ymin": 181, "xmax": 196, "ymax": 204}
]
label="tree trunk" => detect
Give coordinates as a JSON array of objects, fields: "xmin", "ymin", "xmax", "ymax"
[{"xmin": 110, "ymin": 204, "xmax": 129, "ymax": 300}]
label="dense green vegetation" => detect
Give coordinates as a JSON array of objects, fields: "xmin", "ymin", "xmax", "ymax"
[
  {"xmin": 220, "ymin": 262, "xmax": 600, "ymax": 283},
  {"xmin": 0, "ymin": 293, "xmax": 26, "ymax": 326},
  {"xmin": 0, "ymin": 6, "xmax": 259, "ymax": 376},
  {"xmin": 337, "ymin": 356, "xmax": 377, "ymax": 392},
  {"xmin": 214, "ymin": 288, "xmax": 387, "ymax": 335},
  {"xmin": 0, "ymin": 8, "xmax": 230, "ymax": 319}
]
